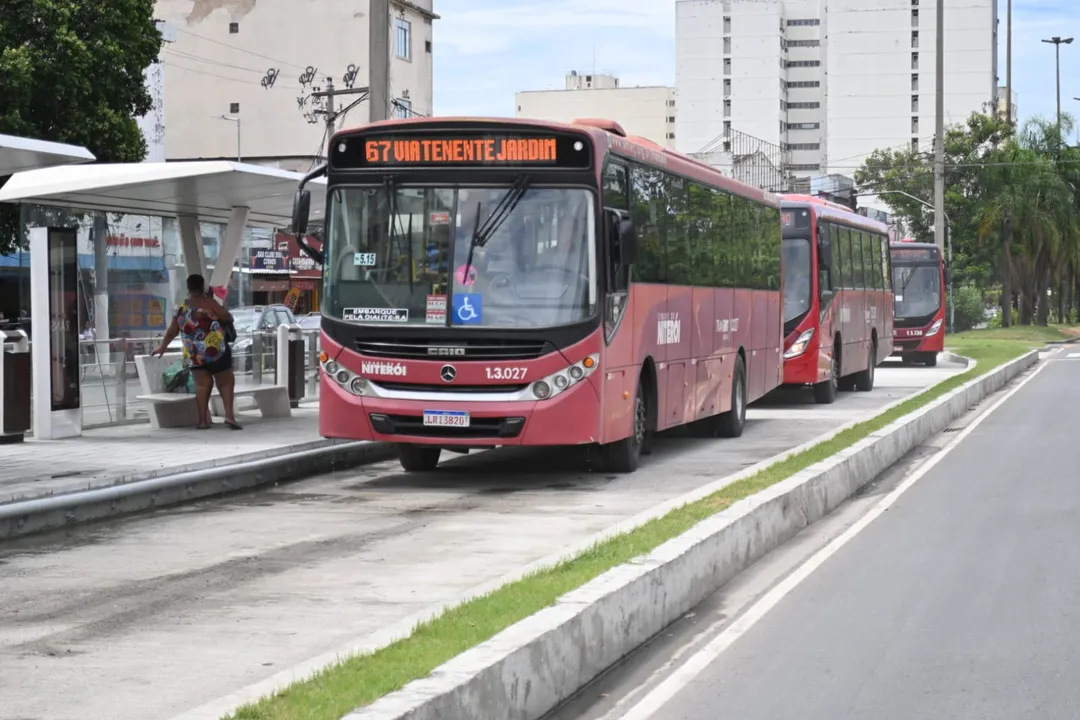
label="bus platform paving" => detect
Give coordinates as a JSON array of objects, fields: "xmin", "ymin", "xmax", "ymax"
[
  {"xmin": 0, "ymin": 359, "xmax": 970, "ymax": 720},
  {"xmin": 0, "ymin": 404, "xmax": 356, "ymax": 506}
]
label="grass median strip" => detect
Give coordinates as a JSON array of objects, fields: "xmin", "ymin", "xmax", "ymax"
[{"xmin": 228, "ymin": 334, "xmax": 1043, "ymax": 720}]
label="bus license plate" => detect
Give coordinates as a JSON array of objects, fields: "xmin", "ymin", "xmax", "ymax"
[
  {"xmin": 423, "ymin": 410, "xmax": 470, "ymax": 428},
  {"xmin": 893, "ymin": 345, "xmax": 903, "ymax": 353}
]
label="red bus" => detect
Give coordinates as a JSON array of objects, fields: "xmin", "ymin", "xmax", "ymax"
[
  {"xmin": 889, "ymin": 240, "xmax": 947, "ymax": 366},
  {"xmin": 780, "ymin": 195, "xmax": 894, "ymax": 404},
  {"xmin": 291, "ymin": 117, "xmax": 783, "ymax": 473}
]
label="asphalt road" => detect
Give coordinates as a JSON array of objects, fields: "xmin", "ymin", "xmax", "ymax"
[
  {"xmin": 0, "ymin": 360, "xmax": 961, "ymax": 720},
  {"xmin": 570, "ymin": 349, "xmax": 1077, "ymax": 720}
]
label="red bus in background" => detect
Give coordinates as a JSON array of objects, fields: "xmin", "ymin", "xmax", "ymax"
[
  {"xmin": 780, "ymin": 195, "xmax": 894, "ymax": 404},
  {"xmin": 889, "ymin": 240, "xmax": 947, "ymax": 366},
  {"xmin": 291, "ymin": 116, "xmax": 784, "ymax": 473}
]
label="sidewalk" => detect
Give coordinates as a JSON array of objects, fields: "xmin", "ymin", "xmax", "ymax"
[{"xmin": 0, "ymin": 407, "xmax": 395, "ymax": 535}]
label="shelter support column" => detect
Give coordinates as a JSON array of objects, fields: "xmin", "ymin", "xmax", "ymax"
[
  {"xmin": 209, "ymin": 206, "xmax": 250, "ymax": 290},
  {"xmin": 178, "ymin": 215, "xmax": 206, "ymax": 280}
]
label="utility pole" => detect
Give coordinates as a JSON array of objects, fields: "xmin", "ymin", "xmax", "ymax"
[
  {"xmin": 1006, "ymin": 0, "xmax": 1012, "ymax": 126},
  {"xmin": 369, "ymin": 0, "xmax": 391, "ymax": 122},
  {"xmin": 933, "ymin": 0, "xmax": 946, "ymax": 253},
  {"xmin": 310, "ymin": 77, "xmax": 369, "ymax": 142}
]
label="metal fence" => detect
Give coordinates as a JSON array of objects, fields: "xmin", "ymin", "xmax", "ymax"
[{"xmin": 64, "ymin": 329, "xmax": 323, "ymax": 429}]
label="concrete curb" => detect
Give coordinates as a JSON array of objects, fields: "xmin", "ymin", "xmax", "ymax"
[
  {"xmin": 344, "ymin": 349, "xmax": 1039, "ymax": 720},
  {"xmin": 0, "ymin": 441, "xmax": 396, "ymax": 540}
]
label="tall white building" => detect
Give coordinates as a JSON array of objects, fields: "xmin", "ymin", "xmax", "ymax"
[
  {"xmin": 676, "ymin": 0, "xmax": 998, "ymax": 185},
  {"xmin": 154, "ymin": 0, "xmax": 436, "ymax": 171},
  {"xmin": 516, "ymin": 71, "xmax": 677, "ymax": 148}
]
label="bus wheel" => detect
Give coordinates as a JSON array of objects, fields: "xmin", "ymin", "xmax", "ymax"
[
  {"xmin": 854, "ymin": 341, "xmax": 876, "ymax": 392},
  {"xmin": 715, "ymin": 355, "xmax": 747, "ymax": 438},
  {"xmin": 398, "ymin": 444, "xmax": 442, "ymax": 472},
  {"xmin": 601, "ymin": 379, "xmax": 648, "ymax": 473},
  {"xmin": 813, "ymin": 349, "xmax": 839, "ymax": 404},
  {"xmin": 923, "ymin": 352, "xmax": 938, "ymax": 367}
]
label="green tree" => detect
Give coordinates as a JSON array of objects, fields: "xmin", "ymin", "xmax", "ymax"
[{"xmin": 0, "ymin": 0, "xmax": 163, "ymax": 253}]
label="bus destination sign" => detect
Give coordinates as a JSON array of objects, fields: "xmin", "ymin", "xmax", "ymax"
[
  {"xmin": 332, "ymin": 130, "xmax": 592, "ymax": 170},
  {"xmin": 780, "ymin": 207, "xmax": 811, "ymax": 231},
  {"xmin": 891, "ymin": 245, "xmax": 940, "ymax": 262}
]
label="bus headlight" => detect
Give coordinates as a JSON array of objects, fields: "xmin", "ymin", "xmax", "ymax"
[
  {"xmin": 320, "ymin": 356, "xmax": 369, "ymax": 396},
  {"xmin": 925, "ymin": 319, "xmax": 943, "ymax": 337},
  {"xmin": 784, "ymin": 328, "xmax": 815, "ymax": 359},
  {"xmin": 324, "ymin": 360, "xmax": 340, "ymax": 376},
  {"xmin": 530, "ymin": 353, "xmax": 600, "ymax": 401},
  {"xmin": 350, "ymin": 377, "xmax": 369, "ymax": 395}
]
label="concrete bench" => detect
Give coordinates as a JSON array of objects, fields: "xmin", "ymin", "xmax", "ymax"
[{"xmin": 134, "ymin": 354, "xmax": 292, "ymax": 429}]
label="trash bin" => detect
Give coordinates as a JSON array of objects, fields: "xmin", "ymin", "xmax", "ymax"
[
  {"xmin": 276, "ymin": 324, "xmax": 306, "ymax": 409},
  {"xmin": 0, "ymin": 330, "xmax": 31, "ymax": 443}
]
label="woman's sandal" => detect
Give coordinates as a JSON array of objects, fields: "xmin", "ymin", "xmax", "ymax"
[{"xmin": 224, "ymin": 420, "xmax": 243, "ymax": 430}]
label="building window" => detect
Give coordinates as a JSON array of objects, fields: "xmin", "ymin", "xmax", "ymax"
[
  {"xmin": 912, "ymin": 94, "xmax": 919, "ymax": 112},
  {"xmin": 911, "ymin": 30, "xmax": 919, "ymax": 48},
  {"xmin": 912, "ymin": 9, "xmax": 919, "ymax": 25},
  {"xmin": 788, "ymin": 39, "xmax": 821, "ymax": 47},
  {"xmin": 668, "ymin": 115, "xmax": 675, "ymax": 123},
  {"xmin": 396, "ymin": 17, "xmax": 412, "ymax": 60},
  {"xmin": 788, "ymin": 101, "xmax": 820, "ymax": 109},
  {"xmin": 911, "ymin": 52, "xmax": 919, "ymax": 70},
  {"xmin": 789, "ymin": 143, "xmax": 821, "ymax": 150},
  {"xmin": 723, "ymin": 16, "xmax": 731, "ymax": 33},
  {"xmin": 786, "ymin": 60, "xmax": 821, "ymax": 68},
  {"xmin": 789, "ymin": 122, "xmax": 821, "ymax": 130},
  {"xmin": 393, "ymin": 97, "xmax": 413, "ymax": 119},
  {"xmin": 229, "ymin": 102, "xmax": 240, "ymax": 114},
  {"xmin": 425, "ymin": 40, "xmax": 432, "ymax": 53},
  {"xmin": 667, "ymin": 132, "xmax": 675, "ymax": 139},
  {"xmin": 723, "ymin": 58, "xmax": 731, "ymax": 75},
  {"xmin": 911, "ymin": 138, "xmax": 919, "ymax": 151},
  {"xmin": 229, "ymin": 22, "xmax": 239, "ymax": 33},
  {"xmin": 789, "ymin": 163, "xmax": 821, "ymax": 171},
  {"xmin": 786, "ymin": 18, "xmax": 821, "ymax": 26},
  {"xmin": 911, "ymin": 116, "xmax": 919, "ymax": 133},
  {"xmin": 912, "ymin": 73, "xmax": 919, "ymax": 91},
  {"xmin": 724, "ymin": 37, "xmax": 731, "ymax": 54},
  {"xmin": 788, "ymin": 80, "xmax": 821, "ymax": 88},
  {"xmin": 668, "ymin": 99, "xmax": 676, "ymax": 107}
]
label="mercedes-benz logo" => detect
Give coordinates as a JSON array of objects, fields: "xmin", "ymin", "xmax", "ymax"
[{"xmin": 440, "ymin": 364, "xmax": 457, "ymax": 383}]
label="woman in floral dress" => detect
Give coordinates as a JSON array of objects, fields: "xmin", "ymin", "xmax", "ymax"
[{"xmin": 153, "ymin": 274, "xmax": 241, "ymax": 429}]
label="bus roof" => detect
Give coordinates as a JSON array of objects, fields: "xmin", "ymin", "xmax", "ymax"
[
  {"xmin": 780, "ymin": 193, "xmax": 889, "ymax": 234},
  {"xmin": 330, "ymin": 115, "xmax": 779, "ymax": 208},
  {"xmin": 890, "ymin": 240, "xmax": 937, "ymax": 249}
]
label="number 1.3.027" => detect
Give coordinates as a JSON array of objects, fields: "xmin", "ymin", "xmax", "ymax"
[{"xmin": 485, "ymin": 367, "xmax": 527, "ymax": 381}]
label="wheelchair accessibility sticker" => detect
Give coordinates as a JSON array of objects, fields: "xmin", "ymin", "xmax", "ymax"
[{"xmin": 452, "ymin": 293, "xmax": 483, "ymax": 325}]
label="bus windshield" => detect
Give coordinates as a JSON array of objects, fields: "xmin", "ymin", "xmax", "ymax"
[
  {"xmin": 893, "ymin": 263, "xmax": 941, "ymax": 318},
  {"xmin": 782, "ymin": 237, "xmax": 813, "ymax": 322},
  {"xmin": 324, "ymin": 185, "xmax": 596, "ymax": 329}
]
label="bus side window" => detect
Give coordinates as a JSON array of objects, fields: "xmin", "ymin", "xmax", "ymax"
[
  {"xmin": 603, "ymin": 162, "xmax": 631, "ymax": 293},
  {"xmin": 818, "ymin": 222, "xmax": 834, "ymax": 294},
  {"xmin": 603, "ymin": 162, "xmax": 630, "ymax": 210}
]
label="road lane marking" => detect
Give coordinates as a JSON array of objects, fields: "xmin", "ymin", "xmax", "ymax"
[
  {"xmin": 613, "ymin": 358, "xmax": 1052, "ymax": 720},
  {"xmin": 1067, "ymin": 352, "xmax": 1080, "ymax": 359}
]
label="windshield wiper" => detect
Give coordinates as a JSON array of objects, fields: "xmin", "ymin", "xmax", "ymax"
[
  {"xmin": 461, "ymin": 175, "xmax": 530, "ymax": 285},
  {"xmin": 900, "ymin": 267, "xmax": 917, "ymax": 294}
]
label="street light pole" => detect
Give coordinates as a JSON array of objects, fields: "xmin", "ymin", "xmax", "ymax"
[
  {"xmin": 876, "ymin": 189, "xmax": 954, "ymax": 333},
  {"xmin": 214, "ymin": 114, "xmax": 242, "ymax": 162},
  {"xmin": 1042, "ymin": 36, "xmax": 1073, "ymax": 148}
]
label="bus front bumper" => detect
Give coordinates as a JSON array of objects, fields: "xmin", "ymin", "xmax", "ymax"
[{"xmin": 318, "ymin": 374, "xmax": 604, "ymax": 448}]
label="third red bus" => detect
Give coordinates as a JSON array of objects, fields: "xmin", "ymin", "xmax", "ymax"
[{"xmin": 889, "ymin": 240, "xmax": 947, "ymax": 366}]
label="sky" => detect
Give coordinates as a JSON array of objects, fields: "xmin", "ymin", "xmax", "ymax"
[{"xmin": 432, "ymin": 0, "xmax": 1078, "ymax": 141}]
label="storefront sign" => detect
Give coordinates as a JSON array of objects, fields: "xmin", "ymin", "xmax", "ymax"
[{"xmin": 251, "ymin": 250, "xmax": 288, "ymax": 271}]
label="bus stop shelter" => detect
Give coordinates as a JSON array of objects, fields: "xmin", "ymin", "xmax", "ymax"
[
  {"xmin": 0, "ymin": 134, "xmax": 96, "ymax": 176},
  {"xmin": 0, "ymin": 160, "xmax": 327, "ymax": 439}
]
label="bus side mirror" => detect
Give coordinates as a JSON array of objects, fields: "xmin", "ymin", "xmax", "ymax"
[
  {"xmin": 818, "ymin": 242, "xmax": 833, "ymax": 270},
  {"xmin": 292, "ymin": 189, "xmax": 311, "ymax": 236},
  {"xmin": 607, "ymin": 208, "xmax": 638, "ymax": 266}
]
